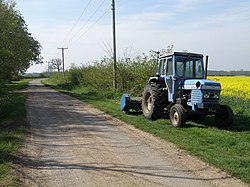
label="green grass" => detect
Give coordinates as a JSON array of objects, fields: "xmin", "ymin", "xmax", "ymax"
[
  {"xmin": 0, "ymin": 79, "xmax": 30, "ymax": 186},
  {"xmin": 43, "ymin": 79, "xmax": 250, "ymax": 184}
]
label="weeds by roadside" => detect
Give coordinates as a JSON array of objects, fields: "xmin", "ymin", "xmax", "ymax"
[{"xmin": 0, "ymin": 79, "xmax": 30, "ymax": 186}]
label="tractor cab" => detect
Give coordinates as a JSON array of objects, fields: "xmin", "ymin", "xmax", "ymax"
[
  {"xmin": 153, "ymin": 52, "xmax": 206, "ymax": 102},
  {"xmin": 156, "ymin": 51, "xmax": 204, "ymax": 80},
  {"xmin": 151, "ymin": 51, "xmax": 221, "ymax": 111}
]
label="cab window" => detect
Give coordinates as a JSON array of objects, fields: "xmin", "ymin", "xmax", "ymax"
[
  {"xmin": 175, "ymin": 56, "xmax": 203, "ymax": 79},
  {"xmin": 166, "ymin": 58, "xmax": 173, "ymax": 75},
  {"xmin": 158, "ymin": 59, "xmax": 166, "ymax": 75}
]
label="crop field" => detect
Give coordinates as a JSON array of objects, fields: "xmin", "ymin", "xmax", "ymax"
[{"xmin": 209, "ymin": 76, "xmax": 250, "ymax": 99}]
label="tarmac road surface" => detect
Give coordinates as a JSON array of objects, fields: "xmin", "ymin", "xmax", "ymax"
[{"xmin": 16, "ymin": 79, "xmax": 248, "ymax": 187}]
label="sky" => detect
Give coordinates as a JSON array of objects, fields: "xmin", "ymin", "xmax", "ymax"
[{"xmin": 14, "ymin": 0, "xmax": 250, "ymax": 73}]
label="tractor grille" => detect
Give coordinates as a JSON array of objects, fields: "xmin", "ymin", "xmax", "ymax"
[{"xmin": 191, "ymin": 90, "xmax": 202, "ymax": 103}]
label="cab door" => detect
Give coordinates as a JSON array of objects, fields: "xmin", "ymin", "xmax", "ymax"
[{"xmin": 165, "ymin": 57, "xmax": 174, "ymax": 102}]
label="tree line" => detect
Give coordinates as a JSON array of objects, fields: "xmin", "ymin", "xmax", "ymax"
[
  {"xmin": 208, "ymin": 70, "xmax": 250, "ymax": 76},
  {"xmin": 0, "ymin": 0, "xmax": 42, "ymax": 89}
]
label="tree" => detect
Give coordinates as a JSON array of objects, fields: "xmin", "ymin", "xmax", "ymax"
[
  {"xmin": 49, "ymin": 58, "xmax": 62, "ymax": 72},
  {"xmin": 0, "ymin": 0, "xmax": 42, "ymax": 84}
]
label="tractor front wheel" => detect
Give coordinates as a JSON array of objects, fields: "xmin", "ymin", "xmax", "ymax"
[
  {"xmin": 169, "ymin": 104, "xmax": 186, "ymax": 127},
  {"xmin": 215, "ymin": 105, "xmax": 234, "ymax": 128}
]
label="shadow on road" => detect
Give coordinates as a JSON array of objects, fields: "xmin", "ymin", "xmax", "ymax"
[{"xmin": 13, "ymin": 155, "xmax": 232, "ymax": 184}]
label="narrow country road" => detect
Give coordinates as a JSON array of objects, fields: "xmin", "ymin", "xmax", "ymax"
[{"xmin": 16, "ymin": 79, "xmax": 247, "ymax": 187}]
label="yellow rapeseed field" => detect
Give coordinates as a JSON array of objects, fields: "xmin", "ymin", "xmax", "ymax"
[{"xmin": 208, "ymin": 76, "xmax": 250, "ymax": 99}]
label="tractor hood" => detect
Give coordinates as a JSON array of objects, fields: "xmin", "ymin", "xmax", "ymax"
[{"xmin": 183, "ymin": 79, "xmax": 221, "ymax": 91}]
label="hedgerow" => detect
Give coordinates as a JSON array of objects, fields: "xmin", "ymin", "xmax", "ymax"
[{"xmin": 51, "ymin": 53, "xmax": 157, "ymax": 95}]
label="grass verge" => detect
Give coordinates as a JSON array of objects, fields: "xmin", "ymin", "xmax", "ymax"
[
  {"xmin": 43, "ymin": 79, "xmax": 250, "ymax": 184},
  {"xmin": 0, "ymin": 79, "xmax": 31, "ymax": 186}
]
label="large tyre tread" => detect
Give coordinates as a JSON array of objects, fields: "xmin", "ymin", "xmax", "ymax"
[{"xmin": 142, "ymin": 82, "xmax": 167, "ymax": 120}]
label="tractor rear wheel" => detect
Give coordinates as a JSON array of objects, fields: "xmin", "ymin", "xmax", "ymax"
[
  {"xmin": 191, "ymin": 110, "xmax": 208, "ymax": 123},
  {"xmin": 169, "ymin": 104, "xmax": 186, "ymax": 127},
  {"xmin": 142, "ymin": 82, "xmax": 167, "ymax": 120},
  {"xmin": 215, "ymin": 105, "xmax": 234, "ymax": 128}
]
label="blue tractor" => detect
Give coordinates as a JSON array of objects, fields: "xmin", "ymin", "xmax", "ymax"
[{"xmin": 120, "ymin": 51, "xmax": 234, "ymax": 128}]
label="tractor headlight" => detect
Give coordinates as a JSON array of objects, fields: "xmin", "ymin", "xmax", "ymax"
[
  {"xmin": 213, "ymin": 92, "xmax": 220, "ymax": 99},
  {"xmin": 203, "ymin": 92, "xmax": 210, "ymax": 98}
]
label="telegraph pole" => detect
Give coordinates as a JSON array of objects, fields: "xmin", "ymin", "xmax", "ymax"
[
  {"xmin": 47, "ymin": 61, "xmax": 50, "ymax": 73},
  {"xmin": 111, "ymin": 0, "xmax": 117, "ymax": 91},
  {"xmin": 57, "ymin": 47, "xmax": 68, "ymax": 76}
]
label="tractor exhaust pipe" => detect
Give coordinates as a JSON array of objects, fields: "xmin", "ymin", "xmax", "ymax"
[{"xmin": 205, "ymin": 55, "xmax": 209, "ymax": 79}]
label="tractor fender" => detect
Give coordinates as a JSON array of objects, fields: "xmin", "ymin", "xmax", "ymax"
[{"xmin": 148, "ymin": 77, "xmax": 165, "ymax": 84}]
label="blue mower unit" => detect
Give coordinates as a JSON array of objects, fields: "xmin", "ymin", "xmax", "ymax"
[{"xmin": 120, "ymin": 94, "xmax": 142, "ymax": 114}]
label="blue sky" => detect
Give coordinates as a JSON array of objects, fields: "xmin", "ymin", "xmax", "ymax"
[{"xmin": 15, "ymin": 0, "xmax": 250, "ymax": 72}]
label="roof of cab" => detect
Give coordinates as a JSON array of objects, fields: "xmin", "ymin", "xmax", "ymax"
[{"xmin": 160, "ymin": 51, "xmax": 203, "ymax": 58}]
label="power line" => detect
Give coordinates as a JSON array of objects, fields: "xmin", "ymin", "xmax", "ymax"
[
  {"xmin": 61, "ymin": 0, "xmax": 93, "ymax": 45},
  {"xmin": 65, "ymin": 0, "xmax": 108, "ymax": 45},
  {"xmin": 69, "ymin": 7, "xmax": 110, "ymax": 47}
]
